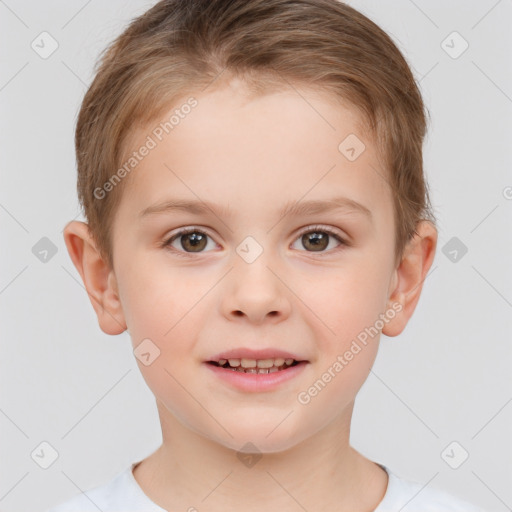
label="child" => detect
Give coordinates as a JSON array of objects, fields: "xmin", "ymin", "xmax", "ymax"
[{"xmin": 48, "ymin": 0, "xmax": 484, "ymax": 510}]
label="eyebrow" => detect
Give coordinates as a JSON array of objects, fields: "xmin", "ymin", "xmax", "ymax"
[{"xmin": 139, "ymin": 195, "xmax": 373, "ymax": 222}]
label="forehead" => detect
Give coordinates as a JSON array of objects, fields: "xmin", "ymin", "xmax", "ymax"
[{"xmin": 116, "ymin": 81, "xmax": 392, "ymax": 226}]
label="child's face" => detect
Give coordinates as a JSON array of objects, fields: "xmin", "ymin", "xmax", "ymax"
[{"xmin": 109, "ymin": 79, "xmax": 402, "ymax": 452}]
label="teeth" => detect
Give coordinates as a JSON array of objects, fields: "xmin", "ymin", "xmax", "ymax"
[
  {"xmin": 256, "ymin": 359, "xmax": 273, "ymax": 369},
  {"xmin": 217, "ymin": 357, "xmax": 299, "ymax": 372}
]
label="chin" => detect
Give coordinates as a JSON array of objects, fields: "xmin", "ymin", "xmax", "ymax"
[{"xmin": 207, "ymin": 421, "xmax": 308, "ymax": 455}]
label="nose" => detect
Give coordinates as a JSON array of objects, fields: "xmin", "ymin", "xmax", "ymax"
[{"xmin": 220, "ymin": 256, "xmax": 292, "ymax": 325}]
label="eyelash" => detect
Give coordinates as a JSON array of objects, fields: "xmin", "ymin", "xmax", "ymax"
[{"xmin": 161, "ymin": 225, "xmax": 348, "ymax": 258}]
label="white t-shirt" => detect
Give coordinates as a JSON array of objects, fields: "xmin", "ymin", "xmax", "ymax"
[{"xmin": 46, "ymin": 461, "xmax": 485, "ymax": 512}]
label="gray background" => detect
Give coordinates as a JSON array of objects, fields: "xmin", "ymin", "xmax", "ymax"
[{"xmin": 1, "ymin": 1, "xmax": 511, "ymax": 511}]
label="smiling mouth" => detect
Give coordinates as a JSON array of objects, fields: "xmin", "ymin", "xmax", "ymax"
[{"xmin": 207, "ymin": 358, "xmax": 301, "ymax": 374}]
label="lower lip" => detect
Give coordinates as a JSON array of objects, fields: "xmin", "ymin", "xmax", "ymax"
[{"xmin": 203, "ymin": 361, "xmax": 308, "ymax": 392}]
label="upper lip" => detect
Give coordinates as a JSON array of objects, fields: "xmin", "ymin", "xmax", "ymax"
[{"xmin": 207, "ymin": 348, "xmax": 308, "ymax": 362}]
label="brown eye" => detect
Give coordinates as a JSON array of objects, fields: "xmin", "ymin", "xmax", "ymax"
[
  {"xmin": 180, "ymin": 232, "xmax": 207, "ymax": 252},
  {"xmin": 301, "ymin": 232, "xmax": 329, "ymax": 251},
  {"xmin": 164, "ymin": 229, "xmax": 216, "ymax": 254},
  {"xmin": 291, "ymin": 226, "xmax": 346, "ymax": 254}
]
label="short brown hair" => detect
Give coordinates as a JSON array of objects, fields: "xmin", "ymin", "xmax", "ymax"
[{"xmin": 75, "ymin": 0, "xmax": 436, "ymax": 270}]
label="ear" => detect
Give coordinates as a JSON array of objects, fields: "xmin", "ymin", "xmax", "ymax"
[
  {"xmin": 63, "ymin": 220, "xmax": 127, "ymax": 335},
  {"xmin": 382, "ymin": 220, "xmax": 437, "ymax": 337}
]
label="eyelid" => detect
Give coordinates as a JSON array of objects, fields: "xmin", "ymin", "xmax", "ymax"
[
  {"xmin": 295, "ymin": 224, "xmax": 347, "ymax": 242},
  {"xmin": 166, "ymin": 225, "xmax": 214, "ymax": 238}
]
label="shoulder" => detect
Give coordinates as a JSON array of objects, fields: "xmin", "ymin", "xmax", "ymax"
[
  {"xmin": 44, "ymin": 463, "xmax": 165, "ymax": 512},
  {"xmin": 375, "ymin": 465, "xmax": 485, "ymax": 512}
]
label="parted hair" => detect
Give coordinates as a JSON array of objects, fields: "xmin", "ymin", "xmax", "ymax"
[{"xmin": 75, "ymin": 0, "xmax": 436, "ymax": 269}]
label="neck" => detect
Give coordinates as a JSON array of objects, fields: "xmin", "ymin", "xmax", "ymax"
[{"xmin": 133, "ymin": 400, "xmax": 388, "ymax": 511}]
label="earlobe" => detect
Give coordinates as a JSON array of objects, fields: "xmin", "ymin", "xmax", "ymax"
[
  {"xmin": 382, "ymin": 221, "xmax": 438, "ymax": 338},
  {"xmin": 63, "ymin": 220, "xmax": 127, "ymax": 335}
]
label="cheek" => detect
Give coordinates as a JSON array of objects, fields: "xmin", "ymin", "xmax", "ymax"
[
  {"xmin": 118, "ymin": 261, "xmax": 213, "ymax": 370},
  {"xmin": 299, "ymin": 255, "xmax": 391, "ymax": 348},
  {"xmin": 117, "ymin": 258, "xmax": 194, "ymax": 339},
  {"xmin": 122, "ymin": 271, "xmax": 206, "ymax": 429},
  {"xmin": 134, "ymin": 352, "xmax": 212, "ymax": 441},
  {"xmin": 295, "ymin": 260, "xmax": 387, "ymax": 416}
]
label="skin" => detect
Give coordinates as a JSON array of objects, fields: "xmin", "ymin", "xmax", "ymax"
[{"xmin": 64, "ymin": 76, "xmax": 437, "ymax": 511}]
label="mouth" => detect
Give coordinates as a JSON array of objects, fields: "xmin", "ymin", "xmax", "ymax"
[
  {"xmin": 204, "ymin": 350, "xmax": 310, "ymax": 392},
  {"xmin": 206, "ymin": 357, "xmax": 302, "ymax": 374}
]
